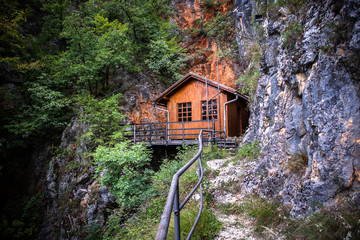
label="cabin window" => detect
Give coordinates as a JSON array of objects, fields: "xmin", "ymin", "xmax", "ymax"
[
  {"xmin": 201, "ymin": 100, "xmax": 218, "ymax": 120},
  {"xmin": 178, "ymin": 102, "xmax": 192, "ymax": 122}
]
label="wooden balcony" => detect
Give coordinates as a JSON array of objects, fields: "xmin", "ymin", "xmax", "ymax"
[{"xmin": 126, "ymin": 120, "xmax": 236, "ymax": 148}]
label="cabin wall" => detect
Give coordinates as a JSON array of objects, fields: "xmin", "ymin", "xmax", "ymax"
[{"xmin": 166, "ymin": 79, "xmax": 227, "ymax": 139}]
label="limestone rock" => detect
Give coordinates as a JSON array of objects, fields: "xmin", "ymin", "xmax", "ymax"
[{"xmin": 238, "ymin": 0, "xmax": 360, "ymax": 216}]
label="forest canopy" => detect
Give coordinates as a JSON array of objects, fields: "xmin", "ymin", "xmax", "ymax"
[{"xmin": 0, "ymin": 0, "xmax": 184, "ymax": 146}]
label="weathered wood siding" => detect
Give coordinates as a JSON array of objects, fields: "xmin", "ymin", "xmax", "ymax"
[
  {"xmin": 161, "ymin": 77, "xmax": 249, "ymax": 139},
  {"xmin": 166, "ymin": 79, "xmax": 227, "ymax": 139}
]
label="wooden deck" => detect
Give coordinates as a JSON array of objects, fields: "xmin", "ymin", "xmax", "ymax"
[{"xmin": 125, "ymin": 120, "xmax": 237, "ymax": 148}]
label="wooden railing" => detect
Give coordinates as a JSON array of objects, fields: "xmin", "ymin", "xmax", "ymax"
[{"xmin": 129, "ymin": 120, "xmax": 225, "ymax": 146}]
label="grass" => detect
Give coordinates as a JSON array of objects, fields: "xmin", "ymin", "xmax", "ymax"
[
  {"xmin": 235, "ymin": 141, "xmax": 261, "ymax": 162},
  {"xmin": 217, "ymin": 195, "xmax": 360, "ymax": 240},
  {"xmin": 202, "ymin": 145, "xmax": 229, "ymax": 161},
  {"xmin": 167, "ymin": 202, "xmax": 222, "ymax": 240},
  {"xmin": 283, "ymin": 199, "xmax": 360, "ymax": 240}
]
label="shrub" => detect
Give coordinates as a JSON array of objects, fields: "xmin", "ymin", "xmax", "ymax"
[
  {"xmin": 77, "ymin": 93, "xmax": 127, "ymax": 150},
  {"xmin": 93, "ymin": 142, "xmax": 153, "ymax": 211}
]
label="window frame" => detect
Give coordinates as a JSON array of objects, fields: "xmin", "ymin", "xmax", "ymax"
[
  {"xmin": 201, "ymin": 99, "xmax": 218, "ymax": 121},
  {"xmin": 177, "ymin": 102, "xmax": 192, "ymax": 122}
]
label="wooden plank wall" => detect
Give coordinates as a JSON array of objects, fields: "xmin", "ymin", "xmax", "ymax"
[
  {"xmin": 167, "ymin": 79, "xmax": 228, "ymax": 139},
  {"xmin": 164, "ymin": 77, "xmax": 249, "ymax": 139}
]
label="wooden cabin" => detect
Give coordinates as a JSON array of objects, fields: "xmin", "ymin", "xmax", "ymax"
[{"xmin": 152, "ymin": 72, "xmax": 249, "ymax": 139}]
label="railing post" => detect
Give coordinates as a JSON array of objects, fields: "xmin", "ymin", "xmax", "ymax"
[
  {"xmin": 182, "ymin": 121, "xmax": 185, "ymax": 142},
  {"xmin": 134, "ymin": 124, "xmax": 136, "ymax": 143},
  {"xmin": 174, "ymin": 183, "xmax": 180, "ymax": 240},
  {"xmin": 166, "ymin": 122, "xmax": 168, "ymax": 145},
  {"xmin": 149, "ymin": 122, "xmax": 152, "ymax": 145},
  {"xmin": 212, "ymin": 120, "xmax": 215, "ymax": 144}
]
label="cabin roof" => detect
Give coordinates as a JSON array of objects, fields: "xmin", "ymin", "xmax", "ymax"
[{"xmin": 153, "ymin": 72, "xmax": 248, "ymax": 105}]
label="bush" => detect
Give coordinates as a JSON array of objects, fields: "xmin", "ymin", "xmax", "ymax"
[
  {"xmin": 93, "ymin": 142, "xmax": 153, "ymax": 211},
  {"xmin": 77, "ymin": 94, "xmax": 127, "ymax": 150},
  {"xmin": 108, "ymin": 144, "xmax": 222, "ymax": 239}
]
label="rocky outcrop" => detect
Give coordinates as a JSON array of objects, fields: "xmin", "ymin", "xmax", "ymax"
[
  {"xmin": 38, "ymin": 117, "xmax": 113, "ymax": 239},
  {"xmin": 172, "ymin": 0, "xmax": 240, "ymax": 88},
  {"xmin": 237, "ymin": 0, "xmax": 360, "ymax": 216}
]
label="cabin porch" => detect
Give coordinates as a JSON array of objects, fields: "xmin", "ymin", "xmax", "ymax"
[{"xmin": 128, "ymin": 120, "xmax": 237, "ymax": 148}]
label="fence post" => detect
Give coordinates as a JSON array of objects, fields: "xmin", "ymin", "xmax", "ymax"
[
  {"xmin": 212, "ymin": 120, "xmax": 215, "ymax": 144},
  {"xmin": 182, "ymin": 121, "xmax": 185, "ymax": 142},
  {"xmin": 174, "ymin": 184, "xmax": 180, "ymax": 240},
  {"xmin": 134, "ymin": 124, "xmax": 136, "ymax": 143},
  {"xmin": 166, "ymin": 122, "xmax": 168, "ymax": 145},
  {"xmin": 149, "ymin": 122, "xmax": 152, "ymax": 145}
]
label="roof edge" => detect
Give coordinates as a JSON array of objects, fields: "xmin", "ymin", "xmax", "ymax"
[{"xmin": 152, "ymin": 72, "xmax": 249, "ymax": 103}]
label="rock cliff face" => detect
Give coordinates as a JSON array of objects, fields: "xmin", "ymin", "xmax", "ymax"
[
  {"xmin": 236, "ymin": 0, "xmax": 360, "ymax": 216},
  {"xmin": 38, "ymin": 117, "xmax": 113, "ymax": 239},
  {"xmin": 172, "ymin": 0, "xmax": 240, "ymax": 88}
]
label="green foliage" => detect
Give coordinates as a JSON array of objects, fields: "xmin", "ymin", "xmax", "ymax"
[
  {"xmin": 54, "ymin": 12, "xmax": 134, "ymax": 95},
  {"xmin": 105, "ymin": 144, "xmax": 223, "ymax": 239},
  {"xmin": 94, "ymin": 142, "xmax": 153, "ymax": 210},
  {"xmin": 86, "ymin": 223, "xmax": 103, "ymax": 240},
  {"xmin": 236, "ymin": 141, "xmax": 261, "ymax": 161},
  {"xmin": 218, "ymin": 202, "xmax": 246, "ymax": 215},
  {"xmin": 144, "ymin": 37, "xmax": 185, "ymax": 84},
  {"xmin": 256, "ymin": 0, "xmax": 307, "ymax": 19},
  {"xmin": 237, "ymin": 42, "xmax": 262, "ymax": 102},
  {"xmin": 167, "ymin": 202, "xmax": 222, "ymax": 240},
  {"xmin": 76, "ymin": 94, "xmax": 126, "ymax": 149},
  {"xmin": 152, "ymin": 158, "xmax": 184, "ymax": 193},
  {"xmin": 1, "ymin": 0, "xmax": 185, "ymax": 239},
  {"xmin": 220, "ymin": 195, "xmax": 360, "ymax": 239},
  {"xmin": 0, "ymin": 2, "xmax": 30, "ymax": 60},
  {"xmin": 283, "ymin": 199, "xmax": 360, "ymax": 240},
  {"xmin": 281, "ymin": 22, "xmax": 304, "ymax": 49},
  {"xmin": 5, "ymin": 82, "xmax": 71, "ymax": 137},
  {"xmin": 202, "ymin": 145, "xmax": 228, "ymax": 161},
  {"xmin": 39, "ymin": 0, "xmax": 71, "ymax": 53},
  {"xmin": 245, "ymin": 196, "xmax": 286, "ymax": 234}
]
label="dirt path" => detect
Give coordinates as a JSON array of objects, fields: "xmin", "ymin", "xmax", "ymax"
[{"xmin": 206, "ymin": 157, "xmax": 259, "ymax": 240}]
